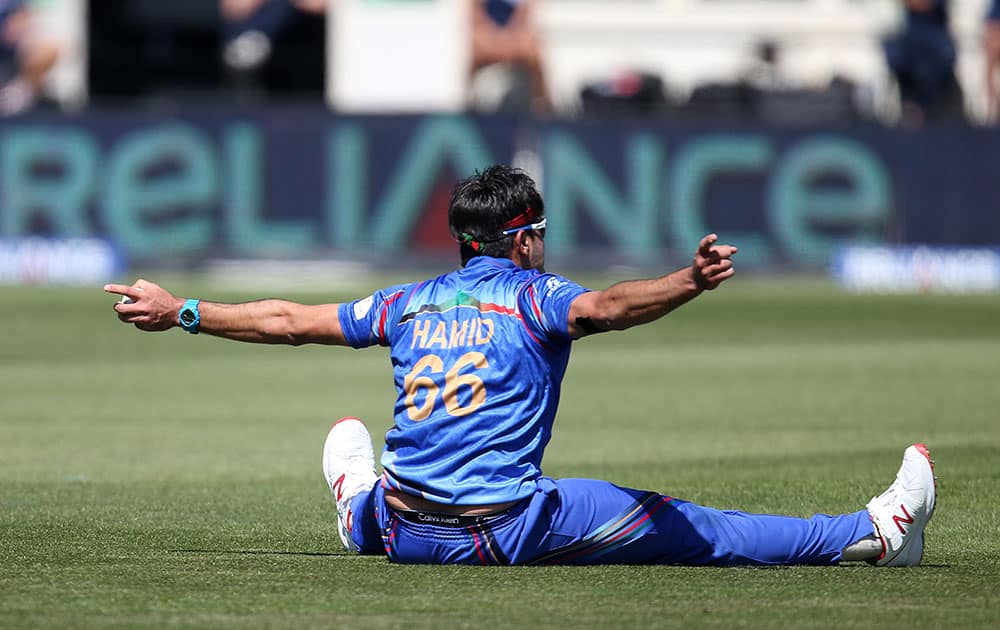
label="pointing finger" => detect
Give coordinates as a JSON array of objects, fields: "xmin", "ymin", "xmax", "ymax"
[
  {"xmin": 709, "ymin": 245, "xmax": 739, "ymax": 259},
  {"xmin": 104, "ymin": 284, "xmax": 144, "ymax": 301},
  {"xmin": 104, "ymin": 283, "xmax": 130, "ymax": 296}
]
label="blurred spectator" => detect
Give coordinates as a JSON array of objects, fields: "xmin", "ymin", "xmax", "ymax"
[
  {"xmin": 741, "ymin": 39, "xmax": 788, "ymax": 92},
  {"xmin": 883, "ymin": 0, "xmax": 963, "ymax": 127},
  {"xmin": 986, "ymin": 0, "xmax": 1000, "ymax": 123},
  {"xmin": 681, "ymin": 39, "xmax": 863, "ymax": 126},
  {"xmin": 221, "ymin": 0, "xmax": 326, "ymax": 98},
  {"xmin": 469, "ymin": 0, "xmax": 551, "ymax": 115},
  {"xmin": 579, "ymin": 70, "xmax": 669, "ymax": 118},
  {"xmin": 0, "ymin": 0, "xmax": 59, "ymax": 115}
]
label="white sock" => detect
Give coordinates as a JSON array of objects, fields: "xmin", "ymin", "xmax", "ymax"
[{"xmin": 841, "ymin": 534, "xmax": 882, "ymax": 562}]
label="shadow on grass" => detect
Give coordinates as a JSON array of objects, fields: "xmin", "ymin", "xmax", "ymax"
[
  {"xmin": 168, "ymin": 548, "xmax": 340, "ymax": 558},
  {"xmin": 167, "ymin": 549, "xmax": 950, "ymax": 569}
]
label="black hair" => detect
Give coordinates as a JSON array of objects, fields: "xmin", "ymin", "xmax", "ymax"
[{"xmin": 448, "ymin": 165, "xmax": 545, "ymax": 265}]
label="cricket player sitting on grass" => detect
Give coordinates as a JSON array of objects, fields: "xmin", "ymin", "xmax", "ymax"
[{"xmin": 106, "ymin": 165, "xmax": 935, "ymax": 567}]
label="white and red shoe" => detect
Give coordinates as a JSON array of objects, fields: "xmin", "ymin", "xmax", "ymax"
[
  {"xmin": 866, "ymin": 443, "xmax": 937, "ymax": 567},
  {"xmin": 322, "ymin": 417, "xmax": 378, "ymax": 552}
]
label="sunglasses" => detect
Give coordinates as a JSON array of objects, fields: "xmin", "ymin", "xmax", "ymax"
[{"xmin": 500, "ymin": 217, "xmax": 547, "ymax": 239}]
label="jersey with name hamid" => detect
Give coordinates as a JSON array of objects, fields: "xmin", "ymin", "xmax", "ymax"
[{"xmin": 338, "ymin": 256, "xmax": 589, "ymax": 505}]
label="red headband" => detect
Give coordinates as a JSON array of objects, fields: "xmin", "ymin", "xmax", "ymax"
[{"xmin": 500, "ymin": 206, "xmax": 539, "ymax": 231}]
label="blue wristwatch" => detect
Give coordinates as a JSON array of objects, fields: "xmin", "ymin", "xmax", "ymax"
[{"xmin": 178, "ymin": 298, "xmax": 201, "ymax": 334}]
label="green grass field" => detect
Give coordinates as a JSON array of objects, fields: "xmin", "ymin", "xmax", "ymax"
[{"xmin": 2, "ymin": 276, "xmax": 998, "ymax": 628}]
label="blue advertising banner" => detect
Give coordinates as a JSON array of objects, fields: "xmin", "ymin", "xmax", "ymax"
[{"xmin": 1, "ymin": 108, "xmax": 998, "ymax": 270}]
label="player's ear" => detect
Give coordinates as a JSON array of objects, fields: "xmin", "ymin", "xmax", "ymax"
[{"xmin": 515, "ymin": 231, "xmax": 530, "ymax": 252}]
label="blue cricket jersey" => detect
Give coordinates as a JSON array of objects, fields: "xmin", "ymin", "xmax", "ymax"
[{"xmin": 338, "ymin": 257, "xmax": 589, "ymax": 505}]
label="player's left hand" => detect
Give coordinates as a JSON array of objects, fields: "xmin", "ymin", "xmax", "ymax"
[
  {"xmin": 692, "ymin": 233, "xmax": 738, "ymax": 291},
  {"xmin": 103, "ymin": 279, "xmax": 183, "ymax": 332}
]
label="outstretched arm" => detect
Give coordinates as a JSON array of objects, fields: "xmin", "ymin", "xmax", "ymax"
[
  {"xmin": 103, "ymin": 279, "xmax": 349, "ymax": 346},
  {"xmin": 567, "ymin": 234, "xmax": 737, "ymax": 338}
]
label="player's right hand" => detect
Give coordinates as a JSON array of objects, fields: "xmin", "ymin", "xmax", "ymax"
[
  {"xmin": 692, "ymin": 234, "xmax": 738, "ymax": 291},
  {"xmin": 103, "ymin": 279, "xmax": 183, "ymax": 332}
]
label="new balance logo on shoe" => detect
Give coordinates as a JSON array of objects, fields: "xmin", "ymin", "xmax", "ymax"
[{"xmin": 892, "ymin": 504, "xmax": 914, "ymax": 534}]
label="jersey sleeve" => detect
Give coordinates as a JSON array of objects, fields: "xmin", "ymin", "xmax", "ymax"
[
  {"xmin": 518, "ymin": 273, "xmax": 590, "ymax": 342},
  {"xmin": 338, "ymin": 284, "xmax": 409, "ymax": 348}
]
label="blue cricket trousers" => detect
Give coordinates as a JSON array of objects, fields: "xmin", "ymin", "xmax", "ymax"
[{"xmin": 349, "ymin": 476, "xmax": 874, "ymax": 566}]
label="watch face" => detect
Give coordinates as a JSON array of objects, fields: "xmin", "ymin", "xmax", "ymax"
[{"xmin": 180, "ymin": 309, "xmax": 196, "ymax": 326}]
